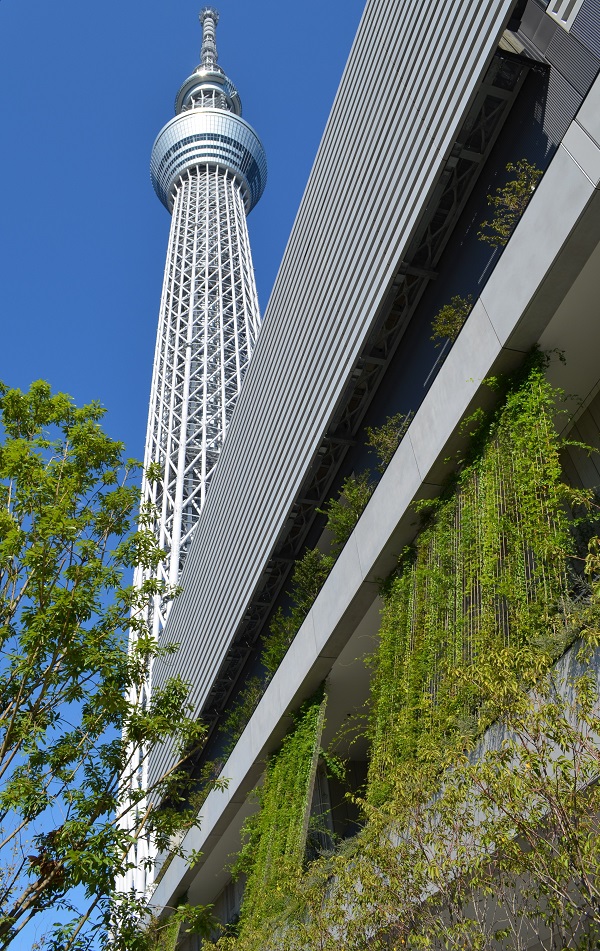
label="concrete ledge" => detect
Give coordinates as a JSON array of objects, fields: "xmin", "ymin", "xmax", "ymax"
[
  {"xmin": 482, "ymin": 148, "xmax": 597, "ymax": 350},
  {"xmin": 563, "ymin": 120, "xmax": 600, "ymax": 187}
]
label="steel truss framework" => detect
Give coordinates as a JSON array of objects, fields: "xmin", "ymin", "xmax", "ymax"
[
  {"xmin": 138, "ymin": 163, "xmax": 260, "ymax": 637},
  {"xmin": 122, "ymin": 157, "xmax": 260, "ymax": 898}
]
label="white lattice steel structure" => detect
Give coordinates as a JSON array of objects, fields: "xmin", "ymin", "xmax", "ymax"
[
  {"xmin": 121, "ymin": 8, "xmax": 266, "ymax": 894},
  {"xmin": 141, "ymin": 8, "xmax": 266, "ymax": 634},
  {"xmin": 141, "ymin": 160, "xmax": 262, "ymax": 633}
]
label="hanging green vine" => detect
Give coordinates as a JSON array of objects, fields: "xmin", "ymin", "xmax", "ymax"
[
  {"xmin": 228, "ymin": 692, "xmax": 328, "ymax": 946},
  {"xmin": 210, "ymin": 360, "xmax": 600, "ymax": 950},
  {"xmin": 265, "ymin": 648, "xmax": 600, "ymax": 951},
  {"xmin": 367, "ymin": 360, "xmax": 579, "ymax": 804}
]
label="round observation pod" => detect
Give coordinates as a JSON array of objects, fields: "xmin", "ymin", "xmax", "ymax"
[
  {"xmin": 150, "ymin": 7, "xmax": 266, "ymax": 214},
  {"xmin": 150, "ymin": 109, "xmax": 267, "ymax": 213}
]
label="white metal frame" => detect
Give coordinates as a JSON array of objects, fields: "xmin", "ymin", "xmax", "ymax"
[
  {"xmin": 546, "ymin": 0, "xmax": 585, "ymax": 30},
  {"xmin": 122, "ymin": 158, "xmax": 260, "ymax": 898}
]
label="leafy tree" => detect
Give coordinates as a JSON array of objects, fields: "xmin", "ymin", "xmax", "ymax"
[
  {"xmin": 365, "ymin": 410, "xmax": 413, "ymax": 472},
  {"xmin": 430, "ymin": 293, "xmax": 473, "ymax": 347},
  {"xmin": 478, "ymin": 158, "xmax": 543, "ymax": 247},
  {"xmin": 0, "ymin": 381, "xmax": 211, "ymax": 950}
]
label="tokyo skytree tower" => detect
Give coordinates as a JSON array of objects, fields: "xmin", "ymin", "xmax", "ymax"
[
  {"xmin": 139, "ymin": 7, "xmax": 267, "ymax": 637},
  {"xmin": 121, "ymin": 9, "xmax": 266, "ymax": 896}
]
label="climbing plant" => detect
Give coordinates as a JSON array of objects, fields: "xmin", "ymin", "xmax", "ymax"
[
  {"xmin": 214, "ymin": 360, "xmax": 600, "ymax": 949},
  {"xmin": 367, "ymin": 359, "xmax": 578, "ymax": 804},
  {"xmin": 209, "ymin": 359, "xmax": 600, "ymax": 949},
  {"xmin": 275, "ymin": 647, "xmax": 600, "ymax": 951},
  {"xmin": 211, "ymin": 652, "xmax": 600, "ymax": 950},
  {"xmin": 317, "ymin": 471, "xmax": 374, "ymax": 557},
  {"xmin": 146, "ymin": 916, "xmax": 180, "ymax": 951},
  {"xmin": 261, "ymin": 548, "xmax": 335, "ymax": 676},
  {"xmin": 365, "ymin": 410, "xmax": 414, "ymax": 472},
  {"xmin": 219, "ymin": 550, "xmax": 334, "ymax": 757},
  {"xmin": 143, "ymin": 898, "xmax": 217, "ymax": 951},
  {"xmin": 226, "ymin": 693, "xmax": 328, "ymax": 946}
]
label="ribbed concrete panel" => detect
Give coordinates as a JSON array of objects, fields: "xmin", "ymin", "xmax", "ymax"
[{"xmin": 149, "ymin": 0, "xmax": 516, "ymax": 785}]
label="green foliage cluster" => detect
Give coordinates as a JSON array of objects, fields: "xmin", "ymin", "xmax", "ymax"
[
  {"xmin": 262, "ymin": 549, "xmax": 335, "ymax": 677},
  {"xmin": 109, "ymin": 894, "xmax": 216, "ymax": 951},
  {"xmin": 365, "ymin": 411, "xmax": 414, "ymax": 473},
  {"xmin": 146, "ymin": 916, "xmax": 180, "ymax": 951},
  {"xmin": 479, "ymin": 158, "xmax": 543, "ymax": 247},
  {"xmin": 211, "ymin": 363, "xmax": 600, "ymax": 950},
  {"xmin": 367, "ymin": 362, "xmax": 576, "ymax": 804},
  {"xmin": 218, "ymin": 677, "xmax": 265, "ymax": 757},
  {"xmin": 430, "ymin": 159, "xmax": 542, "ymax": 346},
  {"xmin": 430, "ymin": 294, "xmax": 473, "ymax": 347},
  {"xmin": 221, "ymin": 694, "xmax": 327, "ymax": 948},
  {"xmin": 254, "ymin": 655, "xmax": 600, "ymax": 950},
  {"xmin": 0, "ymin": 382, "xmax": 213, "ymax": 950}
]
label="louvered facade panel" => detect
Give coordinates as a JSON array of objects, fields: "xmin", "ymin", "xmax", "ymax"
[
  {"xmin": 572, "ymin": 0, "xmax": 600, "ymax": 59},
  {"xmin": 149, "ymin": 0, "xmax": 518, "ymax": 785},
  {"xmin": 546, "ymin": 17, "xmax": 600, "ymax": 94}
]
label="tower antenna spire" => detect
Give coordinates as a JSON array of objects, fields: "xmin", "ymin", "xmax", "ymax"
[{"xmin": 199, "ymin": 7, "xmax": 219, "ymax": 68}]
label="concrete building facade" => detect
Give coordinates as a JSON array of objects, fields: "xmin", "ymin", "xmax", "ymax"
[{"xmin": 145, "ymin": 0, "xmax": 600, "ymax": 943}]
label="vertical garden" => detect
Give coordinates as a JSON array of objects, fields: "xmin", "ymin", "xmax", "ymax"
[
  {"xmin": 208, "ymin": 358, "xmax": 600, "ymax": 951},
  {"xmin": 368, "ymin": 360, "xmax": 574, "ymax": 803}
]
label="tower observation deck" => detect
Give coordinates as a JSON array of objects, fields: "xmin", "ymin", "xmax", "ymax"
[{"xmin": 141, "ymin": 7, "xmax": 266, "ymax": 637}]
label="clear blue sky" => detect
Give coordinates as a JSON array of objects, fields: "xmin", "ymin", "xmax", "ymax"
[{"xmin": 0, "ymin": 0, "xmax": 365, "ymax": 463}]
